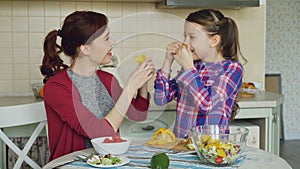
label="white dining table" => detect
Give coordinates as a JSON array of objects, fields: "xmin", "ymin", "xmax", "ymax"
[{"xmin": 43, "ymin": 144, "xmax": 292, "ymax": 169}]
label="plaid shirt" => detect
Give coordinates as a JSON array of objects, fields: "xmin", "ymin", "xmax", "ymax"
[{"xmin": 154, "ymin": 60, "xmax": 243, "ymax": 138}]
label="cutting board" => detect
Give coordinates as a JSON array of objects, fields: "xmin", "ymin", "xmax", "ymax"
[{"xmin": 144, "ymin": 138, "xmax": 191, "ymax": 151}]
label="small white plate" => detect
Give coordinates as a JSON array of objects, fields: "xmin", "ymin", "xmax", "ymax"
[{"xmin": 86, "ymin": 156, "xmax": 130, "ymax": 168}]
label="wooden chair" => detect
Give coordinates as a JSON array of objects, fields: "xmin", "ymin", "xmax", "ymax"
[{"xmin": 0, "ymin": 99, "xmax": 47, "ymax": 169}]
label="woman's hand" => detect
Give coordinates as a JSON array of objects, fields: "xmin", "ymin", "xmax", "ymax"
[
  {"xmin": 174, "ymin": 43, "xmax": 194, "ymax": 71},
  {"xmin": 127, "ymin": 58, "xmax": 155, "ymax": 92}
]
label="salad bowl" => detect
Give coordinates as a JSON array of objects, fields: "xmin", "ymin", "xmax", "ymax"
[{"xmin": 190, "ymin": 125, "xmax": 249, "ymax": 166}]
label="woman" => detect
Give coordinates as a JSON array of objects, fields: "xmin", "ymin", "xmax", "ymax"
[
  {"xmin": 41, "ymin": 11, "xmax": 155, "ymax": 161},
  {"xmin": 154, "ymin": 9, "xmax": 244, "ymax": 138}
]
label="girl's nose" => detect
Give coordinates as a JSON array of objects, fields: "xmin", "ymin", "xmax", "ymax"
[{"xmin": 183, "ymin": 39, "xmax": 189, "ymax": 45}]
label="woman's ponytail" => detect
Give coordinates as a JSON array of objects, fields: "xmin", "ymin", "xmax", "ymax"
[{"xmin": 40, "ymin": 30, "xmax": 68, "ymax": 83}]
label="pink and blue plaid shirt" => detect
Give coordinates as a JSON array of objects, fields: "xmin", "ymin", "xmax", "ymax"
[{"xmin": 154, "ymin": 60, "xmax": 243, "ymax": 138}]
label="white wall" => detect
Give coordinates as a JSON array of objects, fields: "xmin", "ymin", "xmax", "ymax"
[{"xmin": 266, "ymin": 0, "xmax": 300, "ymax": 139}]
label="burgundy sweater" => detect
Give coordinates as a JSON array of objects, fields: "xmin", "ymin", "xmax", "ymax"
[{"xmin": 44, "ymin": 70, "xmax": 149, "ymax": 161}]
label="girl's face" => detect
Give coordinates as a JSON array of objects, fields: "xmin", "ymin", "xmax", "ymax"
[
  {"xmin": 85, "ymin": 26, "xmax": 116, "ymax": 66},
  {"xmin": 183, "ymin": 21, "xmax": 216, "ymax": 62}
]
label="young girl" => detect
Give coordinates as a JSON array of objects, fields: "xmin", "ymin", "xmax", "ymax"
[
  {"xmin": 41, "ymin": 11, "xmax": 155, "ymax": 161},
  {"xmin": 154, "ymin": 9, "xmax": 244, "ymax": 138}
]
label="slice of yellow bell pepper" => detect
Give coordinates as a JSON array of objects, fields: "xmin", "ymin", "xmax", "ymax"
[
  {"xmin": 134, "ymin": 54, "xmax": 147, "ymax": 64},
  {"xmin": 147, "ymin": 128, "xmax": 176, "ymax": 145},
  {"xmin": 153, "ymin": 128, "xmax": 166, "ymax": 137},
  {"xmin": 217, "ymin": 148, "xmax": 226, "ymax": 158},
  {"xmin": 162, "ymin": 129, "xmax": 176, "ymax": 142}
]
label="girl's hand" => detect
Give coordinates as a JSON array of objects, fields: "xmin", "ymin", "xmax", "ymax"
[
  {"xmin": 174, "ymin": 43, "xmax": 194, "ymax": 70},
  {"xmin": 166, "ymin": 41, "xmax": 182, "ymax": 63},
  {"xmin": 127, "ymin": 58, "xmax": 155, "ymax": 91}
]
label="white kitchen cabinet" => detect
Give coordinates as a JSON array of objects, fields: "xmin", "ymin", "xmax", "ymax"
[{"xmin": 235, "ymin": 91, "xmax": 283, "ymax": 155}]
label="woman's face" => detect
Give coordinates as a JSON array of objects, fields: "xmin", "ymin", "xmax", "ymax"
[
  {"xmin": 85, "ymin": 26, "xmax": 116, "ymax": 65},
  {"xmin": 183, "ymin": 21, "xmax": 215, "ymax": 62}
]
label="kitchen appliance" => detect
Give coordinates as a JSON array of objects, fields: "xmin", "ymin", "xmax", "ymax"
[
  {"xmin": 230, "ymin": 121, "xmax": 260, "ymax": 148},
  {"xmin": 156, "ymin": 0, "xmax": 260, "ymax": 9}
]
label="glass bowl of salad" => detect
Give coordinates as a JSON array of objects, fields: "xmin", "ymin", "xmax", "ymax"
[{"xmin": 190, "ymin": 125, "xmax": 249, "ymax": 166}]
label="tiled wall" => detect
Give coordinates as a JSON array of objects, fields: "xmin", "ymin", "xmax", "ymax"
[
  {"xmin": 0, "ymin": 1, "xmax": 265, "ymax": 96},
  {"xmin": 266, "ymin": 0, "xmax": 300, "ymax": 139}
]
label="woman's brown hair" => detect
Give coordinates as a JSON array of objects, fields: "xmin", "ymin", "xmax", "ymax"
[{"xmin": 40, "ymin": 11, "xmax": 108, "ymax": 83}]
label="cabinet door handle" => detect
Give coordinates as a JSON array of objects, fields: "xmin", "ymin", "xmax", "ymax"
[
  {"xmin": 272, "ymin": 112, "xmax": 277, "ymax": 124},
  {"xmin": 250, "ymin": 137, "xmax": 257, "ymax": 144}
]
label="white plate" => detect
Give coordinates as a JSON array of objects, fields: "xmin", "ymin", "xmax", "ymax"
[{"xmin": 86, "ymin": 156, "xmax": 130, "ymax": 168}]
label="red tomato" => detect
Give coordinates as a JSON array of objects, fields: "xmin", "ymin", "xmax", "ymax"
[
  {"xmin": 111, "ymin": 133, "xmax": 127, "ymax": 142},
  {"xmin": 215, "ymin": 156, "xmax": 224, "ymax": 164},
  {"xmin": 102, "ymin": 133, "xmax": 127, "ymax": 143},
  {"xmin": 103, "ymin": 138, "xmax": 112, "ymax": 143},
  {"xmin": 112, "ymin": 133, "xmax": 121, "ymax": 141}
]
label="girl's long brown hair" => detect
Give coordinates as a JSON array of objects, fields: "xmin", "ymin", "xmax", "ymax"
[{"xmin": 40, "ymin": 11, "xmax": 108, "ymax": 83}]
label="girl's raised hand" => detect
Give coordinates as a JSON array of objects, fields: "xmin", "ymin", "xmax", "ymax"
[
  {"xmin": 166, "ymin": 41, "xmax": 182, "ymax": 62},
  {"xmin": 174, "ymin": 43, "xmax": 194, "ymax": 70}
]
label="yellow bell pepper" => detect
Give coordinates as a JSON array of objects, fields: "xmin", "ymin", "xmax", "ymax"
[
  {"xmin": 153, "ymin": 128, "xmax": 166, "ymax": 137},
  {"xmin": 134, "ymin": 54, "xmax": 147, "ymax": 64},
  {"xmin": 217, "ymin": 148, "xmax": 226, "ymax": 158},
  {"xmin": 147, "ymin": 128, "xmax": 176, "ymax": 145}
]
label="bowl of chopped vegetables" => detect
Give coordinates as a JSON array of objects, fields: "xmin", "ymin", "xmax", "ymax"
[
  {"xmin": 91, "ymin": 133, "xmax": 131, "ymax": 155},
  {"xmin": 190, "ymin": 125, "xmax": 249, "ymax": 166}
]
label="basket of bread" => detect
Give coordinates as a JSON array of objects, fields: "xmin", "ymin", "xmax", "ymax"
[{"xmin": 239, "ymin": 82, "xmax": 257, "ymax": 98}]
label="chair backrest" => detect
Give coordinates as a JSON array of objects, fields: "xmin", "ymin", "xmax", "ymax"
[{"xmin": 0, "ymin": 99, "xmax": 47, "ymax": 169}]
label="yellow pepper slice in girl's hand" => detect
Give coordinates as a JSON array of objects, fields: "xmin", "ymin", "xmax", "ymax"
[
  {"xmin": 147, "ymin": 128, "xmax": 176, "ymax": 145},
  {"xmin": 134, "ymin": 54, "xmax": 147, "ymax": 64}
]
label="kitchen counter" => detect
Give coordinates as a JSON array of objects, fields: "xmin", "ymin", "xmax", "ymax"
[
  {"xmin": 149, "ymin": 91, "xmax": 283, "ymax": 111},
  {"xmin": 0, "ymin": 96, "xmax": 43, "ymax": 107},
  {"xmin": 237, "ymin": 91, "xmax": 284, "ymax": 108}
]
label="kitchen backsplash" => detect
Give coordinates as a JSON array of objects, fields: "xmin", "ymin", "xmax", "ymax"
[{"xmin": 0, "ymin": 0, "xmax": 265, "ymax": 96}]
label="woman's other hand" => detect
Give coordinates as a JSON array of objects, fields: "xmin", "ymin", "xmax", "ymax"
[{"xmin": 127, "ymin": 58, "xmax": 155, "ymax": 92}]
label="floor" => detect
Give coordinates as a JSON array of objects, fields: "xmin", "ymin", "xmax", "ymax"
[{"xmin": 280, "ymin": 139, "xmax": 300, "ymax": 169}]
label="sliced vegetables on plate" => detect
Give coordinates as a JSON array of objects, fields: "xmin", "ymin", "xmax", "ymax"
[{"xmin": 86, "ymin": 154, "xmax": 130, "ymax": 168}]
